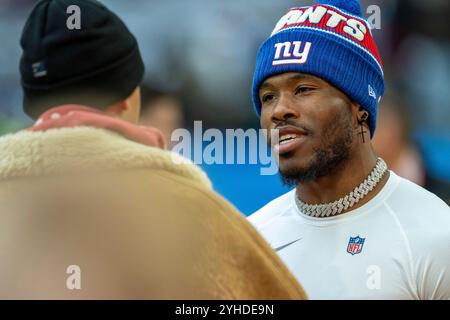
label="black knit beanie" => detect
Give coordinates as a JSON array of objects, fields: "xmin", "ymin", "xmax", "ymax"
[{"xmin": 20, "ymin": 0, "xmax": 145, "ymax": 119}]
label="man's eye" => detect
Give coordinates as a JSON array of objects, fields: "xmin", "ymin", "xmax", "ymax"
[
  {"xmin": 262, "ymin": 94, "xmax": 274, "ymax": 103},
  {"xmin": 295, "ymin": 86, "xmax": 314, "ymax": 95}
]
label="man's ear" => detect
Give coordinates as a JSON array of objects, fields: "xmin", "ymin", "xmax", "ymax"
[
  {"xmin": 357, "ymin": 106, "xmax": 369, "ymax": 125},
  {"xmin": 349, "ymin": 103, "xmax": 369, "ymax": 136},
  {"xmin": 106, "ymin": 100, "xmax": 128, "ymax": 115},
  {"xmin": 123, "ymin": 95, "xmax": 133, "ymax": 111},
  {"xmin": 351, "ymin": 103, "xmax": 368, "ymax": 124}
]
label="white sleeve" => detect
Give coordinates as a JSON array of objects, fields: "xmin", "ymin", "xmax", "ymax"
[
  {"xmin": 413, "ymin": 229, "xmax": 450, "ymax": 300},
  {"xmin": 389, "ymin": 179, "xmax": 450, "ymax": 299}
]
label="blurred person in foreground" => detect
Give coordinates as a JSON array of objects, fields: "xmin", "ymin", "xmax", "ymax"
[
  {"xmin": 248, "ymin": 0, "xmax": 449, "ymax": 299},
  {"xmin": 0, "ymin": 0, "xmax": 306, "ymax": 299}
]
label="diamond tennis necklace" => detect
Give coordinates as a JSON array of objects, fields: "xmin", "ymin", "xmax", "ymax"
[{"xmin": 295, "ymin": 158, "xmax": 388, "ymax": 218}]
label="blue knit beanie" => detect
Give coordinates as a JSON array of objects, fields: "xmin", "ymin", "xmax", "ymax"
[{"xmin": 252, "ymin": 0, "xmax": 384, "ymax": 138}]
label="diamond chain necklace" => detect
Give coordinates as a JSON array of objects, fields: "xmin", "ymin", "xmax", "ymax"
[{"xmin": 295, "ymin": 158, "xmax": 388, "ymax": 218}]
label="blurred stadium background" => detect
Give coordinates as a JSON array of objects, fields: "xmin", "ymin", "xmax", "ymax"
[{"xmin": 0, "ymin": 0, "xmax": 449, "ymax": 214}]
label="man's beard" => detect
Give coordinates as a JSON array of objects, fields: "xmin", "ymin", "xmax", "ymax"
[{"xmin": 279, "ymin": 111, "xmax": 355, "ymax": 187}]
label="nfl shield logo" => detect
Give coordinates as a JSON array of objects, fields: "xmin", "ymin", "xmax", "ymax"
[{"xmin": 347, "ymin": 236, "xmax": 365, "ymax": 255}]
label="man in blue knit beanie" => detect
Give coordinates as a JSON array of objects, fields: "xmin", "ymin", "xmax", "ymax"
[{"xmin": 248, "ymin": 0, "xmax": 450, "ymax": 299}]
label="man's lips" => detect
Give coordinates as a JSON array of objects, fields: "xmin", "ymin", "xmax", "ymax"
[{"xmin": 272, "ymin": 126, "xmax": 308, "ymax": 155}]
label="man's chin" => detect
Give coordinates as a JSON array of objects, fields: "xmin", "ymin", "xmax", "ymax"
[
  {"xmin": 278, "ymin": 153, "xmax": 310, "ymax": 173},
  {"xmin": 279, "ymin": 169, "xmax": 307, "ymax": 188},
  {"xmin": 277, "ymin": 151, "xmax": 320, "ymax": 186},
  {"xmin": 279, "ymin": 164, "xmax": 310, "ymax": 186}
]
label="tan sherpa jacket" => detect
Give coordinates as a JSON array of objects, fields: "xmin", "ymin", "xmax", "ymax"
[{"xmin": 0, "ymin": 127, "xmax": 306, "ymax": 299}]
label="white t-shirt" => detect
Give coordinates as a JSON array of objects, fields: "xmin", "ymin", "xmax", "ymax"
[{"xmin": 248, "ymin": 171, "xmax": 450, "ymax": 299}]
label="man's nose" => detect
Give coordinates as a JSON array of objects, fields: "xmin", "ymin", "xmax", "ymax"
[{"xmin": 271, "ymin": 94, "xmax": 300, "ymax": 123}]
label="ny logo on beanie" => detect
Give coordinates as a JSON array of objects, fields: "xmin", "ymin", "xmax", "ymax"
[{"xmin": 273, "ymin": 41, "xmax": 312, "ymax": 66}]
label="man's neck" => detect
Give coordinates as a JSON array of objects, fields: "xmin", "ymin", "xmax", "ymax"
[{"xmin": 296, "ymin": 147, "xmax": 389, "ymax": 213}]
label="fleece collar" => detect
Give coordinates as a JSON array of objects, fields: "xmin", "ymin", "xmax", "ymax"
[
  {"xmin": 0, "ymin": 108, "xmax": 211, "ymax": 189},
  {"xmin": 28, "ymin": 105, "xmax": 166, "ymax": 149}
]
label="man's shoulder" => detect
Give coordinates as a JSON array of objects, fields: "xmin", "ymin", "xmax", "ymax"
[
  {"xmin": 248, "ymin": 189, "xmax": 296, "ymax": 227},
  {"xmin": 385, "ymin": 172, "xmax": 450, "ymax": 243},
  {"xmin": 388, "ymin": 172, "xmax": 450, "ymax": 218},
  {"xmin": 387, "ymin": 175, "xmax": 450, "ymax": 299}
]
